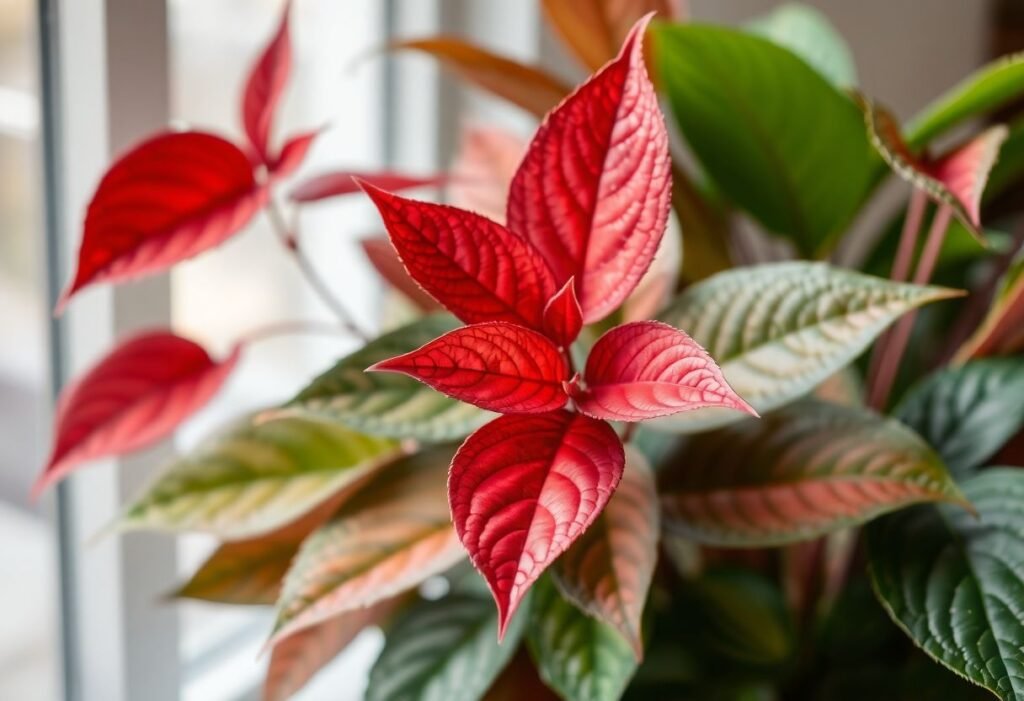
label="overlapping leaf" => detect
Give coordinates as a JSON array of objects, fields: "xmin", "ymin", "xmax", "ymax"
[
  {"xmin": 654, "ymin": 24, "xmax": 871, "ymax": 255},
  {"xmin": 895, "ymin": 359, "xmax": 1024, "ymax": 477},
  {"xmin": 659, "ymin": 400, "xmax": 965, "ymax": 546},
  {"xmin": 552, "ymin": 447, "xmax": 659, "ymax": 658},
  {"xmin": 241, "ymin": 0, "xmax": 291, "ymax": 163},
  {"xmin": 747, "ymin": 3, "xmax": 856, "ymax": 86},
  {"xmin": 59, "ymin": 132, "xmax": 265, "ymax": 306},
  {"xmin": 268, "ymin": 129, "xmax": 318, "ymax": 179},
  {"xmin": 392, "ymin": 37, "xmax": 570, "ymax": 118},
  {"xmin": 543, "ymin": 279, "xmax": 584, "ymax": 348},
  {"xmin": 955, "ymin": 250, "xmax": 1024, "ymax": 361},
  {"xmin": 369, "ymin": 322, "xmax": 569, "ymax": 414},
  {"xmin": 655, "ymin": 262, "xmax": 960, "ymax": 433},
  {"xmin": 507, "ymin": 15, "xmax": 671, "ymax": 323},
  {"xmin": 568, "ymin": 321, "xmax": 754, "ymax": 422},
  {"xmin": 867, "ymin": 468, "xmax": 1024, "ymax": 701},
  {"xmin": 365, "ymin": 593, "xmax": 527, "ymax": 701},
  {"xmin": 448, "ymin": 126, "xmax": 525, "ymax": 223},
  {"xmin": 290, "ymin": 171, "xmax": 443, "ymax": 204},
  {"xmin": 450, "ymin": 411, "xmax": 625, "ymax": 636},
  {"xmin": 120, "ymin": 415, "xmax": 398, "ymax": 539},
  {"xmin": 528, "ymin": 579, "xmax": 639, "ymax": 701},
  {"xmin": 287, "ymin": 315, "xmax": 491, "ymax": 442},
  {"xmin": 360, "ymin": 236, "xmax": 442, "ymax": 312},
  {"xmin": 271, "ymin": 446, "xmax": 465, "ymax": 644},
  {"xmin": 34, "ymin": 331, "xmax": 239, "ymax": 496},
  {"xmin": 483, "ymin": 649, "xmax": 561, "ymax": 701},
  {"xmin": 363, "ymin": 185, "xmax": 558, "ymax": 329}
]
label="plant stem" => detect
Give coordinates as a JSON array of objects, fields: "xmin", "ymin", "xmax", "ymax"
[
  {"xmin": 239, "ymin": 319, "xmax": 354, "ymax": 345},
  {"xmin": 265, "ymin": 199, "xmax": 370, "ymax": 341},
  {"xmin": 868, "ymin": 204, "xmax": 953, "ymax": 410}
]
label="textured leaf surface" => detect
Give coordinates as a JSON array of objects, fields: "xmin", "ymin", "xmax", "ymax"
[
  {"xmin": 654, "ymin": 24, "xmax": 871, "ymax": 255},
  {"xmin": 956, "ymin": 251, "xmax": 1024, "ymax": 361},
  {"xmin": 507, "ymin": 15, "xmax": 671, "ymax": 323},
  {"xmin": 541, "ymin": 0, "xmax": 681, "ymax": 70},
  {"xmin": 543, "ymin": 278, "xmax": 584, "ymax": 348},
  {"xmin": 528, "ymin": 580, "xmax": 638, "ymax": 701},
  {"xmin": 265, "ymin": 598, "xmax": 405, "ymax": 701},
  {"xmin": 361, "ymin": 236, "xmax": 442, "ymax": 312},
  {"xmin": 895, "ymin": 359, "xmax": 1024, "ymax": 477},
  {"xmin": 906, "ymin": 52, "xmax": 1024, "ymax": 148},
  {"xmin": 747, "ymin": 3, "xmax": 856, "ymax": 86},
  {"xmin": 659, "ymin": 400, "xmax": 965, "ymax": 546},
  {"xmin": 241, "ymin": 1, "xmax": 291, "ymax": 163},
  {"xmin": 35, "ymin": 331, "xmax": 239, "ymax": 496},
  {"xmin": 867, "ymin": 468, "xmax": 1024, "ymax": 701},
  {"xmin": 366, "ymin": 593, "xmax": 527, "ymax": 701},
  {"xmin": 568, "ymin": 321, "xmax": 754, "ymax": 422},
  {"xmin": 552, "ymin": 447, "xmax": 658, "ymax": 658},
  {"xmin": 272, "ymin": 446, "xmax": 464, "ymax": 644},
  {"xmin": 370, "ymin": 322, "xmax": 569, "ymax": 414},
  {"xmin": 392, "ymin": 37, "xmax": 571, "ymax": 118},
  {"xmin": 60, "ymin": 132, "xmax": 264, "ymax": 305},
  {"xmin": 290, "ymin": 171, "xmax": 442, "ymax": 204},
  {"xmin": 120, "ymin": 415, "xmax": 398, "ymax": 538},
  {"xmin": 288, "ymin": 315, "xmax": 491, "ymax": 442},
  {"xmin": 364, "ymin": 185, "xmax": 557, "ymax": 329},
  {"xmin": 655, "ymin": 262, "xmax": 960, "ymax": 433},
  {"xmin": 450, "ymin": 411, "xmax": 625, "ymax": 636}
]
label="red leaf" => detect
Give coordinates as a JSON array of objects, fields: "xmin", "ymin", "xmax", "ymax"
[
  {"xmin": 361, "ymin": 184, "xmax": 558, "ymax": 329},
  {"xmin": 242, "ymin": 0, "xmax": 292, "ymax": 164},
  {"xmin": 59, "ymin": 131, "xmax": 265, "ymax": 309},
  {"xmin": 543, "ymin": 277, "xmax": 583, "ymax": 347},
  {"xmin": 34, "ymin": 331, "xmax": 240, "ymax": 497},
  {"xmin": 270, "ymin": 129, "xmax": 319, "ymax": 180},
  {"xmin": 567, "ymin": 321, "xmax": 755, "ymax": 422},
  {"xmin": 449, "ymin": 126, "xmax": 526, "ymax": 223},
  {"xmin": 290, "ymin": 171, "xmax": 443, "ymax": 204},
  {"xmin": 368, "ymin": 322, "xmax": 568, "ymax": 414},
  {"xmin": 506, "ymin": 15, "xmax": 670, "ymax": 323},
  {"xmin": 927, "ymin": 125, "xmax": 1008, "ymax": 230},
  {"xmin": 449, "ymin": 410, "xmax": 625, "ymax": 637},
  {"xmin": 360, "ymin": 236, "xmax": 442, "ymax": 312}
]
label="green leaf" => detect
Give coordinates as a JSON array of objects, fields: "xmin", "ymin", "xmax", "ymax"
[
  {"xmin": 653, "ymin": 24, "xmax": 872, "ymax": 256},
  {"xmin": 895, "ymin": 359, "xmax": 1024, "ymax": 477},
  {"xmin": 271, "ymin": 445, "xmax": 465, "ymax": 645},
  {"xmin": 120, "ymin": 415, "xmax": 399, "ymax": 539},
  {"xmin": 365, "ymin": 593, "xmax": 527, "ymax": 701},
  {"xmin": 655, "ymin": 262, "xmax": 960, "ymax": 433},
  {"xmin": 287, "ymin": 315, "xmax": 493, "ymax": 442},
  {"xmin": 906, "ymin": 52, "xmax": 1024, "ymax": 149},
  {"xmin": 660, "ymin": 400, "xmax": 966, "ymax": 546},
  {"xmin": 747, "ymin": 3, "xmax": 856, "ymax": 87},
  {"xmin": 867, "ymin": 468, "xmax": 1024, "ymax": 701},
  {"xmin": 528, "ymin": 579, "xmax": 638, "ymax": 701}
]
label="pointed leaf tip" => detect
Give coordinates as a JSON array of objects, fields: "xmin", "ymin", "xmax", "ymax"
[
  {"xmin": 542, "ymin": 277, "xmax": 583, "ymax": 347},
  {"xmin": 242, "ymin": 0, "xmax": 292, "ymax": 164}
]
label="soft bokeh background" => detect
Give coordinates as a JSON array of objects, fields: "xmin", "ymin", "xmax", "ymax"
[{"xmin": 0, "ymin": 1, "xmax": 1019, "ymax": 699}]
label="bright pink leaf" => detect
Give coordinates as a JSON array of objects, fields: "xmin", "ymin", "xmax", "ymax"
[
  {"xmin": 927, "ymin": 125, "xmax": 1009, "ymax": 230},
  {"xmin": 542, "ymin": 278, "xmax": 583, "ymax": 347},
  {"xmin": 58, "ymin": 132, "xmax": 265, "ymax": 310},
  {"xmin": 270, "ymin": 129, "xmax": 319, "ymax": 180},
  {"xmin": 567, "ymin": 321, "xmax": 755, "ymax": 422},
  {"xmin": 361, "ymin": 184, "xmax": 558, "ymax": 329},
  {"xmin": 368, "ymin": 322, "xmax": 568, "ymax": 414},
  {"xmin": 290, "ymin": 171, "xmax": 444, "ymax": 204},
  {"xmin": 242, "ymin": 0, "xmax": 292, "ymax": 164},
  {"xmin": 449, "ymin": 410, "xmax": 625, "ymax": 637},
  {"xmin": 34, "ymin": 331, "xmax": 240, "ymax": 497},
  {"xmin": 360, "ymin": 237, "xmax": 441, "ymax": 312},
  {"xmin": 506, "ymin": 14, "xmax": 670, "ymax": 323}
]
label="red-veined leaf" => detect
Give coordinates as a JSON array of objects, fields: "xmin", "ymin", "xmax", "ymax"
[
  {"xmin": 506, "ymin": 15, "xmax": 671, "ymax": 323},
  {"xmin": 552, "ymin": 446, "xmax": 658, "ymax": 659},
  {"xmin": 392, "ymin": 37, "xmax": 572, "ymax": 118},
  {"xmin": 34, "ymin": 330, "xmax": 239, "ymax": 497},
  {"xmin": 242, "ymin": 0, "xmax": 291, "ymax": 163},
  {"xmin": 360, "ymin": 236, "xmax": 441, "ymax": 312},
  {"xmin": 362, "ymin": 184, "xmax": 558, "ymax": 329},
  {"xmin": 264, "ymin": 597, "xmax": 407, "ymax": 701},
  {"xmin": 269, "ymin": 129, "xmax": 318, "ymax": 180},
  {"xmin": 928, "ymin": 125, "xmax": 1009, "ymax": 229},
  {"xmin": 58, "ymin": 131, "xmax": 265, "ymax": 308},
  {"xmin": 542, "ymin": 0, "xmax": 683, "ymax": 71},
  {"xmin": 542, "ymin": 278, "xmax": 583, "ymax": 348},
  {"xmin": 290, "ymin": 170, "xmax": 443, "ymax": 204},
  {"xmin": 449, "ymin": 126, "xmax": 526, "ymax": 223},
  {"xmin": 567, "ymin": 321, "xmax": 755, "ymax": 422},
  {"xmin": 449, "ymin": 410, "xmax": 625, "ymax": 637},
  {"xmin": 368, "ymin": 322, "xmax": 569, "ymax": 414}
]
